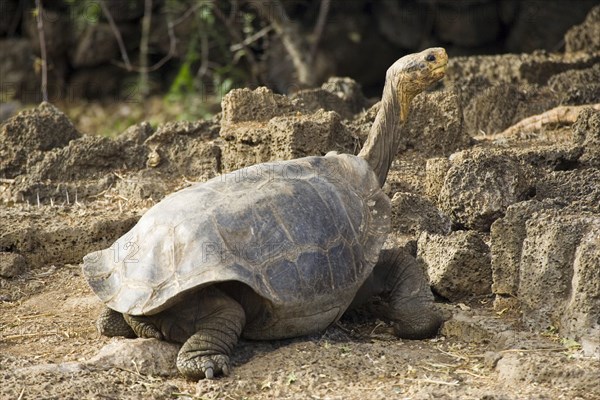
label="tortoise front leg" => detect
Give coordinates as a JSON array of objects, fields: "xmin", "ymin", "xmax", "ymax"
[
  {"xmin": 176, "ymin": 287, "xmax": 246, "ymax": 380},
  {"xmin": 355, "ymin": 248, "xmax": 443, "ymax": 339},
  {"xmin": 96, "ymin": 306, "xmax": 135, "ymax": 338},
  {"xmin": 380, "ymin": 248, "xmax": 443, "ymax": 338}
]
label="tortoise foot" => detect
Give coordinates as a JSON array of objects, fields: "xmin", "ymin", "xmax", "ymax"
[
  {"xmin": 391, "ymin": 308, "xmax": 444, "ymax": 339},
  {"xmin": 177, "ymin": 353, "xmax": 231, "ymax": 380}
]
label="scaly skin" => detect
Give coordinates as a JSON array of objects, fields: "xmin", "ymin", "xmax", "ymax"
[
  {"xmin": 175, "ymin": 303, "xmax": 245, "ymax": 380},
  {"xmin": 96, "ymin": 307, "xmax": 135, "ymax": 338},
  {"xmin": 352, "ymin": 248, "xmax": 443, "ymax": 339},
  {"xmin": 99, "ymin": 287, "xmax": 245, "ymax": 380}
]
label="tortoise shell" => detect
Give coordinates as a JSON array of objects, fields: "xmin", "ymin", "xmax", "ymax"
[{"xmin": 83, "ymin": 154, "xmax": 390, "ymax": 321}]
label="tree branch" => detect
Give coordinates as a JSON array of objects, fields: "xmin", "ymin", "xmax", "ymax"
[
  {"xmin": 252, "ymin": 0, "xmax": 315, "ymax": 87},
  {"xmin": 211, "ymin": 1, "xmax": 259, "ymax": 84},
  {"xmin": 172, "ymin": 2, "xmax": 204, "ymax": 26},
  {"xmin": 34, "ymin": 0, "xmax": 48, "ymax": 102},
  {"xmin": 310, "ymin": 0, "xmax": 330, "ymax": 63},
  {"xmin": 111, "ymin": 6, "xmax": 176, "ymax": 73},
  {"xmin": 99, "ymin": 0, "xmax": 132, "ymax": 71},
  {"xmin": 230, "ymin": 25, "xmax": 272, "ymax": 52},
  {"xmin": 197, "ymin": 23, "xmax": 210, "ymax": 79},
  {"xmin": 139, "ymin": 0, "xmax": 153, "ymax": 97}
]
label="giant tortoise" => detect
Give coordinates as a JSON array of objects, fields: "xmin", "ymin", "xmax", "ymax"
[{"xmin": 83, "ymin": 47, "xmax": 449, "ymax": 380}]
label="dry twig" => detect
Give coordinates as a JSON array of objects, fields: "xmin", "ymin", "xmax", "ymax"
[
  {"xmin": 404, "ymin": 376, "xmax": 460, "ymax": 386},
  {"xmin": 197, "ymin": 20, "xmax": 210, "ymax": 79},
  {"xmin": 172, "ymin": 2, "xmax": 204, "ymax": 26},
  {"xmin": 500, "ymin": 347, "xmax": 567, "ymax": 353},
  {"xmin": 2, "ymin": 331, "xmax": 59, "ymax": 341},
  {"xmin": 482, "ymin": 103, "xmax": 600, "ymax": 140}
]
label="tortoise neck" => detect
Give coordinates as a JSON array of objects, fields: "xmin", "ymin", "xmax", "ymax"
[{"xmin": 358, "ymin": 81, "xmax": 410, "ymax": 187}]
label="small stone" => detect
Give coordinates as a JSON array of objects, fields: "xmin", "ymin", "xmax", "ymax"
[
  {"xmin": 495, "ymin": 353, "xmax": 521, "ymax": 383},
  {"xmin": 293, "ymin": 77, "xmax": 368, "ymax": 120},
  {"xmin": 490, "ymin": 200, "xmax": 561, "ymax": 296},
  {"xmin": 221, "ymin": 87, "xmax": 297, "ymax": 125},
  {"xmin": 144, "ymin": 120, "xmax": 221, "ymax": 180},
  {"xmin": 0, "ymin": 102, "xmax": 81, "ymax": 178},
  {"xmin": 404, "ymin": 90, "xmax": 469, "ymax": 157},
  {"xmin": 13, "ymin": 362, "xmax": 86, "ymax": 377},
  {"xmin": 220, "ymin": 106, "xmax": 352, "ymax": 172},
  {"xmin": 0, "ymin": 252, "xmax": 27, "ymax": 278},
  {"xmin": 440, "ymin": 310, "xmax": 512, "ymax": 344},
  {"xmin": 146, "ymin": 146, "xmax": 161, "ymax": 168},
  {"xmin": 518, "ymin": 211, "xmax": 600, "ymax": 338},
  {"xmin": 320, "ymin": 77, "xmax": 367, "ymax": 114},
  {"xmin": 87, "ymin": 338, "xmax": 180, "ymax": 377},
  {"xmin": 483, "ymin": 351, "xmax": 503, "ymax": 369}
]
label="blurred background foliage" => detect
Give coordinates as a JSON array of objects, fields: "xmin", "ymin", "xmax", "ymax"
[{"xmin": 0, "ymin": 0, "xmax": 597, "ymax": 136}]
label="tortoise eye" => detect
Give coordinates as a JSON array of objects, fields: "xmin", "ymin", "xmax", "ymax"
[{"xmin": 425, "ymin": 54, "xmax": 436, "ymax": 62}]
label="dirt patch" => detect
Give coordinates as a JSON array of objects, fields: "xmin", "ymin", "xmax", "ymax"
[{"xmin": 2, "ymin": 271, "xmax": 598, "ymax": 399}]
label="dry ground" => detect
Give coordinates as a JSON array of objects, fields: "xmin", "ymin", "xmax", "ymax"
[{"xmin": 1, "ymin": 250, "xmax": 598, "ymax": 400}]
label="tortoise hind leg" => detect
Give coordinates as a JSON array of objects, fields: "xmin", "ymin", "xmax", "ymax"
[
  {"xmin": 176, "ymin": 287, "xmax": 246, "ymax": 380},
  {"xmin": 358, "ymin": 248, "xmax": 444, "ymax": 339},
  {"xmin": 96, "ymin": 306, "xmax": 135, "ymax": 338}
]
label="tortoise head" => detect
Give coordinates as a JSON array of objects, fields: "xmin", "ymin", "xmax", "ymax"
[{"xmin": 386, "ymin": 47, "xmax": 448, "ymax": 120}]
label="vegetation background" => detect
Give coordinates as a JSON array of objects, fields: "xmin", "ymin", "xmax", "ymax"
[{"xmin": 0, "ymin": 0, "xmax": 597, "ymax": 134}]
